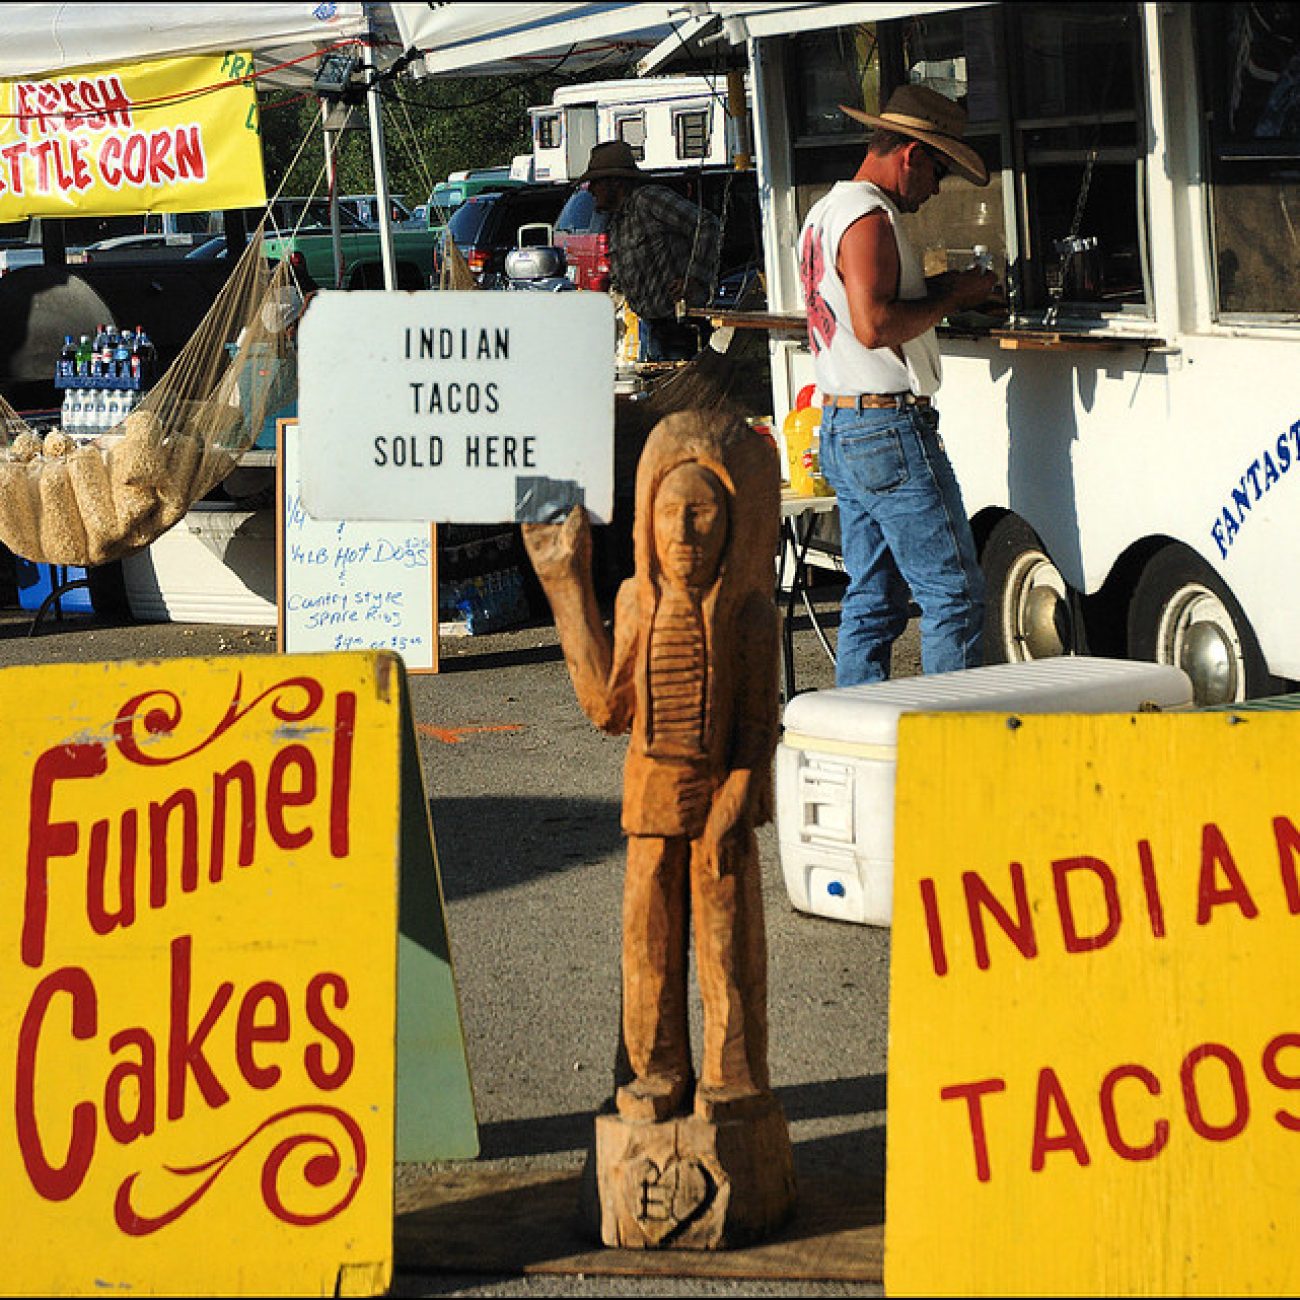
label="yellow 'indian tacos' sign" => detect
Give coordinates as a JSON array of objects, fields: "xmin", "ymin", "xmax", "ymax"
[{"xmin": 889, "ymin": 710, "xmax": 1300, "ymax": 1296}]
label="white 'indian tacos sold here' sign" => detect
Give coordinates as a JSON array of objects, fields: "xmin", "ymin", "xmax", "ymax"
[{"xmin": 297, "ymin": 291, "xmax": 615, "ymax": 526}]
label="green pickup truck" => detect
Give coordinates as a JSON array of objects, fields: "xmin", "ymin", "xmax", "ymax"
[{"xmin": 260, "ymin": 198, "xmax": 439, "ymax": 290}]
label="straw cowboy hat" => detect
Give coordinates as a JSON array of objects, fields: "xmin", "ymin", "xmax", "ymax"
[
  {"xmin": 842, "ymin": 84, "xmax": 989, "ymax": 186},
  {"xmin": 576, "ymin": 140, "xmax": 645, "ymax": 183}
]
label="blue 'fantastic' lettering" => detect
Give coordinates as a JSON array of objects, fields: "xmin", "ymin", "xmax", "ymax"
[{"xmin": 1209, "ymin": 418, "xmax": 1299, "ymax": 559}]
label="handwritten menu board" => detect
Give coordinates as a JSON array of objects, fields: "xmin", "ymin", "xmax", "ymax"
[{"xmin": 278, "ymin": 420, "xmax": 438, "ymax": 672}]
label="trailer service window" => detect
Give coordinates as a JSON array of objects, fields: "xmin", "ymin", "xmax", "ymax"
[
  {"xmin": 1199, "ymin": 3, "xmax": 1300, "ymax": 318},
  {"xmin": 788, "ymin": 4, "xmax": 1151, "ymax": 325}
]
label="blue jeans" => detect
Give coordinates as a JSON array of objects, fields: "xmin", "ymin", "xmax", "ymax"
[{"xmin": 819, "ymin": 402, "xmax": 985, "ymax": 686}]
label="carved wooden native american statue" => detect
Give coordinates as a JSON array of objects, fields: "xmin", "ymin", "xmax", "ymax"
[{"xmin": 523, "ymin": 410, "xmax": 796, "ymax": 1249}]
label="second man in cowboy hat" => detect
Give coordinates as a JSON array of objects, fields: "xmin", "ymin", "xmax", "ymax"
[
  {"xmin": 798, "ymin": 83, "xmax": 999, "ymax": 687},
  {"xmin": 578, "ymin": 140, "xmax": 721, "ymax": 363}
]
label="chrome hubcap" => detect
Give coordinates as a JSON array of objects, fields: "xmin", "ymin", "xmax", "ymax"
[
  {"xmin": 1157, "ymin": 584, "xmax": 1243, "ymax": 705},
  {"xmin": 1002, "ymin": 550, "xmax": 1071, "ymax": 660}
]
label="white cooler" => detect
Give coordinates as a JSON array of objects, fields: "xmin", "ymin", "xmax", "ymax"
[{"xmin": 775, "ymin": 658, "xmax": 1194, "ymax": 927}]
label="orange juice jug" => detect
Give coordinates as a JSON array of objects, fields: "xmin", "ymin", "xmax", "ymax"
[{"xmin": 782, "ymin": 405, "xmax": 833, "ymax": 496}]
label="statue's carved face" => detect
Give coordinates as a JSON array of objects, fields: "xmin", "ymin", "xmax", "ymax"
[{"xmin": 652, "ymin": 463, "xmax": 728, "ymax": 590}]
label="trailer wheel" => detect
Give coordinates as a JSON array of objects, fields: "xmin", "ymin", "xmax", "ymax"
[
  {"xmin": 980, "ymin": 514, "xmax": 1076, "ymax": 663},
  {"xmin": 1127, "ymin": 544, "xmax": 1278, "ymax": 705}
]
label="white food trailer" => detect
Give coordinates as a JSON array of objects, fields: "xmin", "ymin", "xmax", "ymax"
[{"xmin": 741, "ymin": 0, "xmax": 1300, "ymax": 704}]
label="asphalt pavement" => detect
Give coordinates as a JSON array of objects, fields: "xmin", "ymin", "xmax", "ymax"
[{"xmin": 0, "ymin": 582, "xmax": 917, "ymax": 1298}]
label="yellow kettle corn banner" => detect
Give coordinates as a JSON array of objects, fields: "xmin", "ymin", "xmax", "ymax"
[
  {"xmin": 888, "ymin": 712, "xmax": 1300, "ymax": 1296},
  {"xmin": 1, "ymin": 653, "xmax": 400, "ymax": 1296},
  {"xmin": 0, "ymin": 51, "xmax": 266, "ymax": 219}
]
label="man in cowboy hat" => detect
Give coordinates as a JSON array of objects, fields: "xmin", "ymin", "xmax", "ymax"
[
  {"xmin": 797, "ymin": 83, "xmax": 999, "ymax": 687},
  {"xmin": 578, "ymin": 140, "xmax": 721, "ymax": 362}
]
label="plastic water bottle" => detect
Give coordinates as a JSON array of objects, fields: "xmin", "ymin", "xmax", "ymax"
[
  {"xmin": 134, "ymin": 326, "xmax": 155, "ymax": 383},
  {"xmin": 58, "ymin": 335, "xmax": 75, "ymax": 378},
  {"xmin": 101, "ymin": 328, "xmax": 118, "ymax": 377}
]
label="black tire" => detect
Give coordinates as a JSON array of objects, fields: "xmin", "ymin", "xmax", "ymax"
[
  {"xmin": 1127, "ymin": 543, "xmax": 1280, "ymax": 705},
  {"xmin": 979, "ymin": 514, "xmax": 1077, "ymax": 664}
]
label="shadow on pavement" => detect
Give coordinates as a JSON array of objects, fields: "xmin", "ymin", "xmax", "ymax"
[
  {"xmin": 429, "ymin": 795, "xmax": 624, "ymax": 900},
  {"xmin": 437, "ymin": 636, "xmax": 566, "ymax": 673},
  {"xmin": 778, "ymin": 1073, "xmax": 885, "ymax": 1123},
  {"xmin": 471, "ymin": 1075, "xmax": 886, "ymax": 1167},
  {"xmin": 395, "ymin": 1157, "xmax": 883, "ymax": 1283}
]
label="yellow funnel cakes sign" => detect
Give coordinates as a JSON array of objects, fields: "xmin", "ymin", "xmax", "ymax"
[
  {"xmin": 2, "ymin": 653, "xmax": 400, "ymax": 1296},
  {"xmin": 0, "ymin": 50, "xmax": 266, "ymax": 219},
  {"xmin": 889, "ymin": 711, "xmax": 1300, "ymax": 1296}
]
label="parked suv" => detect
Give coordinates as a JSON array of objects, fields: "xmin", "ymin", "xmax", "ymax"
[
  {"xmin": 443, "ymin": 184, "xmax": 570, "ymax": 287},
  {"xmin": 417, "ymin": 173, "xmax": 529, "ymax": 246},
  {"xmin": 552, "ymin": 187, "xmax": 611, "ymax": 290}
]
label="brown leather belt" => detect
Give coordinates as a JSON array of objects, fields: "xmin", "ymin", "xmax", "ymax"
[{"xmin": 822, "ymin": 392, "xmax": 931, "ymax": 410}]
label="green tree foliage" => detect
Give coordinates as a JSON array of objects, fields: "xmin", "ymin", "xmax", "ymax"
[{"xmin": 257, "ymin": 70, "xmax": 625, "ymax": 206}]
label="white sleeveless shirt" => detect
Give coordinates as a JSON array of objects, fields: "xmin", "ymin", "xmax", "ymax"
[{"xmin": 798, "ymin": 181, "xmax": 941, "ymax": 398}]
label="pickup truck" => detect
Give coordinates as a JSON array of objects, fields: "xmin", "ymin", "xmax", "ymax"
[
  {"xmin": 0, "ymin": 211, "xmax": 220, "ymax": 276},
  {"xmin": 260, "ymin": 200, "xmax": 439, "ymax": 289}
]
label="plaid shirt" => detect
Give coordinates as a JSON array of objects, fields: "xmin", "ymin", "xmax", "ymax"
[{"xmin": 608, "ymin": 182, "xmax": 720, "ymax": 321}]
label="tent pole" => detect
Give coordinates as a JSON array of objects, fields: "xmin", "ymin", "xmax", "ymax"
[
  {"xmin": 322, "ymin": 100, "xmax": 346, "ymax": 289},
  {"xmin": 363, "ymin": 32, "xmax": 397, "ymax": 290}
]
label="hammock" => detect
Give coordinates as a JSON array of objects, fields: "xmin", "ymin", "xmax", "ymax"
[
  {"xmin": 0, "ymin": 226, "xmax": 297, "ymax": 568},
  {"xmin": 439, "ymin": 234, "xmax": 480, "ymax": 291}
]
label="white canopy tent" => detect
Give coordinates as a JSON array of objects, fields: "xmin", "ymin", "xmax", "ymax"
[
  {"xmin": 393, "ymin": 3, "xmax": 684, "ymax": 78},
  {"xmin": 389, "ymin": 2, "xmax": 825, "ymax": 79},
  {"xmin": 391, "ymin": 2, "xmax": 985, "ymax": 79},
  {"xmin": 0, "ymin": 2, "xmax": 379, "ymax": 86}
]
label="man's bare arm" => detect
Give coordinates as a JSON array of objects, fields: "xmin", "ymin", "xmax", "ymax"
[{"xmin": 838, "ymin": 210, "xmax": 996, "ymax": 351}]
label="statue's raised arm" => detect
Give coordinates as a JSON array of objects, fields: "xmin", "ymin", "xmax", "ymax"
[{"xmin": 521, "ymin": 506, "xmax": 630, "ymax": 734}]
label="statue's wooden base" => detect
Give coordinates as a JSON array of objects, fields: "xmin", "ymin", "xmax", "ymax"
[{"xmin": 580, "ymin": 1091, "xmax": 796, "ymax": 1250}]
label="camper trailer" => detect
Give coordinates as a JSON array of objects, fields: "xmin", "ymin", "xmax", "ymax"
[
  {"xmin": 529, "ymin": 75, "xmax": 743, "ymax": 180},
  {"xmin": 743, "ymin": 1, "xmax": 1300, "ymax": 705}
]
